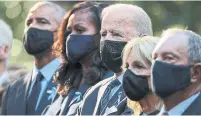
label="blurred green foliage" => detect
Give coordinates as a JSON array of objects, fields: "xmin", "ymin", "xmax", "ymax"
[{"xmin": 0, "ymin": 1, "xmax": 200, "ymax": 70}]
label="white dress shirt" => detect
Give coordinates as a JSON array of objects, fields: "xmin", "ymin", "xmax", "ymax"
[{"xmin": 0, "ymin": 71, "xmax": 8, "ymax": 85}]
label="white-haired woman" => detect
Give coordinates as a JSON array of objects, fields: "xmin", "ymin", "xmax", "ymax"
[{"xmin": 122, "ymin": 36, "xmax": 162, "ymax": 115}]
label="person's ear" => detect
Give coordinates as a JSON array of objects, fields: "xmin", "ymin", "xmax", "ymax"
[
  {"xmin": 191, "ymin": 63, "xmax": 201, "ymax": 83},
  {"xmin": 0, "ymin": 45, "xmax": 9, "ymax": 60}
]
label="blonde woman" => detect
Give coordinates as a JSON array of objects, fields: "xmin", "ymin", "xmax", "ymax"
[{"xmin": 122, "ymin": 36, "xmax": 162, "ymax": 115}]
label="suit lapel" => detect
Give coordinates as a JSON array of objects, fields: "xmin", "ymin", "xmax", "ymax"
[
  {"xmin": 23, "ymin": 72, "xmax": 32, "ymax": 114},
  {"xmin": 44, "ymin": 88, "xmax": 76, "ymax": 115},
  {"xmin": 44, "ymin": 95, "xmax": 65, "ymax": 115},
  {"xmin": 102, "ymin": 86, "xmax": 125, "ymax": 115},
  {"xmin": 37, "ymin": 78, "xmax": 57, "ymax": 113},
  {"xmin": 182, "ymin": 92, "xmax": 201, "ymax": 115},
  {"xmin": 11, "ymin": 72, "xmax": 32, "ymax": 115},
  {"xmin": 60, "ymin": 88, "xmax": 76, "ymax": 115}
]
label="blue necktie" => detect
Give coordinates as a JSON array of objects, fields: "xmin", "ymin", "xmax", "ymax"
[{"xmin": 27, "ymin": 72, "xmax": 44, "ymax": 115}]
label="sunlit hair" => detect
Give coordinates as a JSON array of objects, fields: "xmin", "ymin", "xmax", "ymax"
[
  {"xmin": 161, "ymin": 28, "xmax": 201, "ymax": 65},
  {"xmin": 0, "ymin": 19, "xmax": 13, "ymax": 67},
  {"xmin": 102, "ymin": 4, "xmax": 153, "ymax": 36},
  {"xmin": 122, "ymin": 36, "xmax": 161, "ymax": 115},
  {"xmin": 28, "ymin": 1, "xmax": 66, "ymax": 24},
  {"xmin": 122, "ymin": 36, "xmax": 159, "ymax": 71},
  {"xmin": 52, "ymin": 1, "xmax": 108, "ymax": 95}
]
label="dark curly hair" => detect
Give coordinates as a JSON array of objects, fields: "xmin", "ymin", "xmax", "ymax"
[{"xmin": 52, "ymin": 1, "xmax": 109, "ymax": 95}]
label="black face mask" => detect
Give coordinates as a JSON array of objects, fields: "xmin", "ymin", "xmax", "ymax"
[
  {"xmin": 23, "ymin": 28, "xmax": 54, "ymax": 55},
  {"xmin": 151, "ymin": 60, "xmax": 191, "ymax": 99},
  {"xmin": 66, "ymin": 34, "xmax": 98, "ymax": 62},
  {"xmin": 100, "ymin": 40, "xmax": 127, "ymax": 73},
  {"xmin": 123, "ymin": 69, "xmax": 149, "ymax": 101}
]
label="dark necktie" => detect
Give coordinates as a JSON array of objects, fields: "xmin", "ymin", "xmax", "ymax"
[
  {"xmin": 100, "ymin": 79, "xmax": 121, "ymax": 113},
  {"xmin": 27, "ymin": 72, "xmax": 44, "ymax": 115}
]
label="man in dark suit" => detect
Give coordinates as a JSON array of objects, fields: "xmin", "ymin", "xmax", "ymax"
[
  {"xmin": 0, "ymin": 19, "xmax": 29, "ymax": 109},
  {"xmin": 79, "ymin": 4, "xmax": 153, "ymax": 115},
  {"xmin": 1, "ymin": 2, "xmax": 66, "ymax": 115},
  {"xmin": 151, "ymin": 28, "xmax": 201, "ymax": 115}
]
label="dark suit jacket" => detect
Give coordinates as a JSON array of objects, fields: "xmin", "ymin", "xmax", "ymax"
[
  {"xmin": 44, "ymin": 71, "xmax": 114, "ymax": 116},
  {"xmin": 44, "ymin": 88, "xmax": 77, "ymax": 115},
  {"xmin": 1, "ymin": 72, "xmax": 32, "ymax": 115},
  {"xmin": 182, "ymin": 92, "xmax": 201, "ymax": 115},
  {"xmin": 0, "ymin": 66, "xmax": 29, "ymax": 109},
  {"xmin": 79, "ymin": 77, "xmax": 133, "ymax": 115},
  {"xmin": 1, "ymin": 72, "xmax": 57, "ymax": 115}
]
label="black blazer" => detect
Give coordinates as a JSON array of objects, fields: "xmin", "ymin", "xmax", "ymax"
[{"xmin": 1, "ymin": 72, "xmax": 56, "ymax": 115}]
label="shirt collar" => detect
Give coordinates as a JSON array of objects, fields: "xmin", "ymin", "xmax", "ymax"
[
  {"xmin": 110, "ymin": 73, "xmax": 124, "ymax": 84},
  {"xmin": 159, "ymin": 92, "xmax": 200, "ymax": 115},
  {"xmin": 0, "ymin": 71, "xmax": 8, "ymax": 84},
  {"xmin": 32, "ymin": 58, "xmax": 61, "ymax": 81},
  {"xmin": 117, "ymin": 73, "xmax": 124, "ymax": 84}
]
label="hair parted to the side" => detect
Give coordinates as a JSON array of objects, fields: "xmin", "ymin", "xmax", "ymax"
[
  {"xmin": 52, "ymin": 1, "xmax": 109, "ymax": 95},
  {"xmin": 122, "ymin": 36, "xmax": 159, "ymax": 71},
  {"xmin": 121, "ymin": 36, "xmax": 161, "ymax": 115}
]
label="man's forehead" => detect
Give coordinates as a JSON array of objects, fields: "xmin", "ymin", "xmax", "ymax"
[
  {"xmin": 27, "ymin": 5, "xmax": 56, "ymax": 21},
  {"xmin": 162, "ymin": 33, "xmax": 188, "ymax": 45},
  {"xmin": 102, "ymin": 15, "xmax": 134, "ymax": 31},
  {"xmin": 103, "ymin": 13, "xmax": 133, "ymax": 25},
  {"xmin": 154, "ymin": 33, "xmax": 188, "ymax": 53}
]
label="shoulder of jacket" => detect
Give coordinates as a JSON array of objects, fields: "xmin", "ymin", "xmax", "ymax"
[
  {"xmin": 82, "ymin": 77, "xmax": 113, "ymax": 99},
  {"xmin": 7, "ymin": 71, "xmax": 31, "ymax": 90}
]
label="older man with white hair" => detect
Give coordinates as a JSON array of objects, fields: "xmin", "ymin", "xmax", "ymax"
[
  {"xmin": 79, "ymin": 3, "xmax": 153, "ymax": 115},
  {"xmin": 0, "ymin": 19, "xmax": 13, "ymax": 84},
  {"xmin": 151, "ymin": 28, "xmax": 201, "ymax": 115},
  {"xmin": 0, "ymin": 19, "xmax": 28, "ymax": 110},
  {"xmin": 1, "ymin": 2, "xmax": 66, "ymax": 115}
]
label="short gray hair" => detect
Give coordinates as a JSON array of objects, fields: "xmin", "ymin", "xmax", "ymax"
[
  {"xmin": 162, "ymin": 28, "xmax": 201, "ymax": 64},
  {"xmin": 0, "ymin": 19, "xmax": 13, "ymax": 66},
  {"xmin": 29, "ymin": 1, "xmax": 66, "ymax": 24},
  {"xmin": 0, "ymin": 19, "xmax": 13, "ymax": 49},
  {"xmin": 102, "ymin": 4, "xmax": 153, "ymax": 36}
]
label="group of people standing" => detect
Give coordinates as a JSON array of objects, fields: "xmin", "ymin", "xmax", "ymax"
[{"xmin": 0, "ymin": 1, "xmax": 201, "ymax": 115}]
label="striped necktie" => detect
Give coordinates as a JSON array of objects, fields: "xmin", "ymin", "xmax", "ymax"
[{"xmin": 100, "ymin": 79, "xmax": 121, "ymax": 113}]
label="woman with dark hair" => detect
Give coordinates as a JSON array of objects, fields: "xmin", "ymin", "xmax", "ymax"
[{"xmin": 43, "ymin": 1, "xmax": 112, "ymax": 115}]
